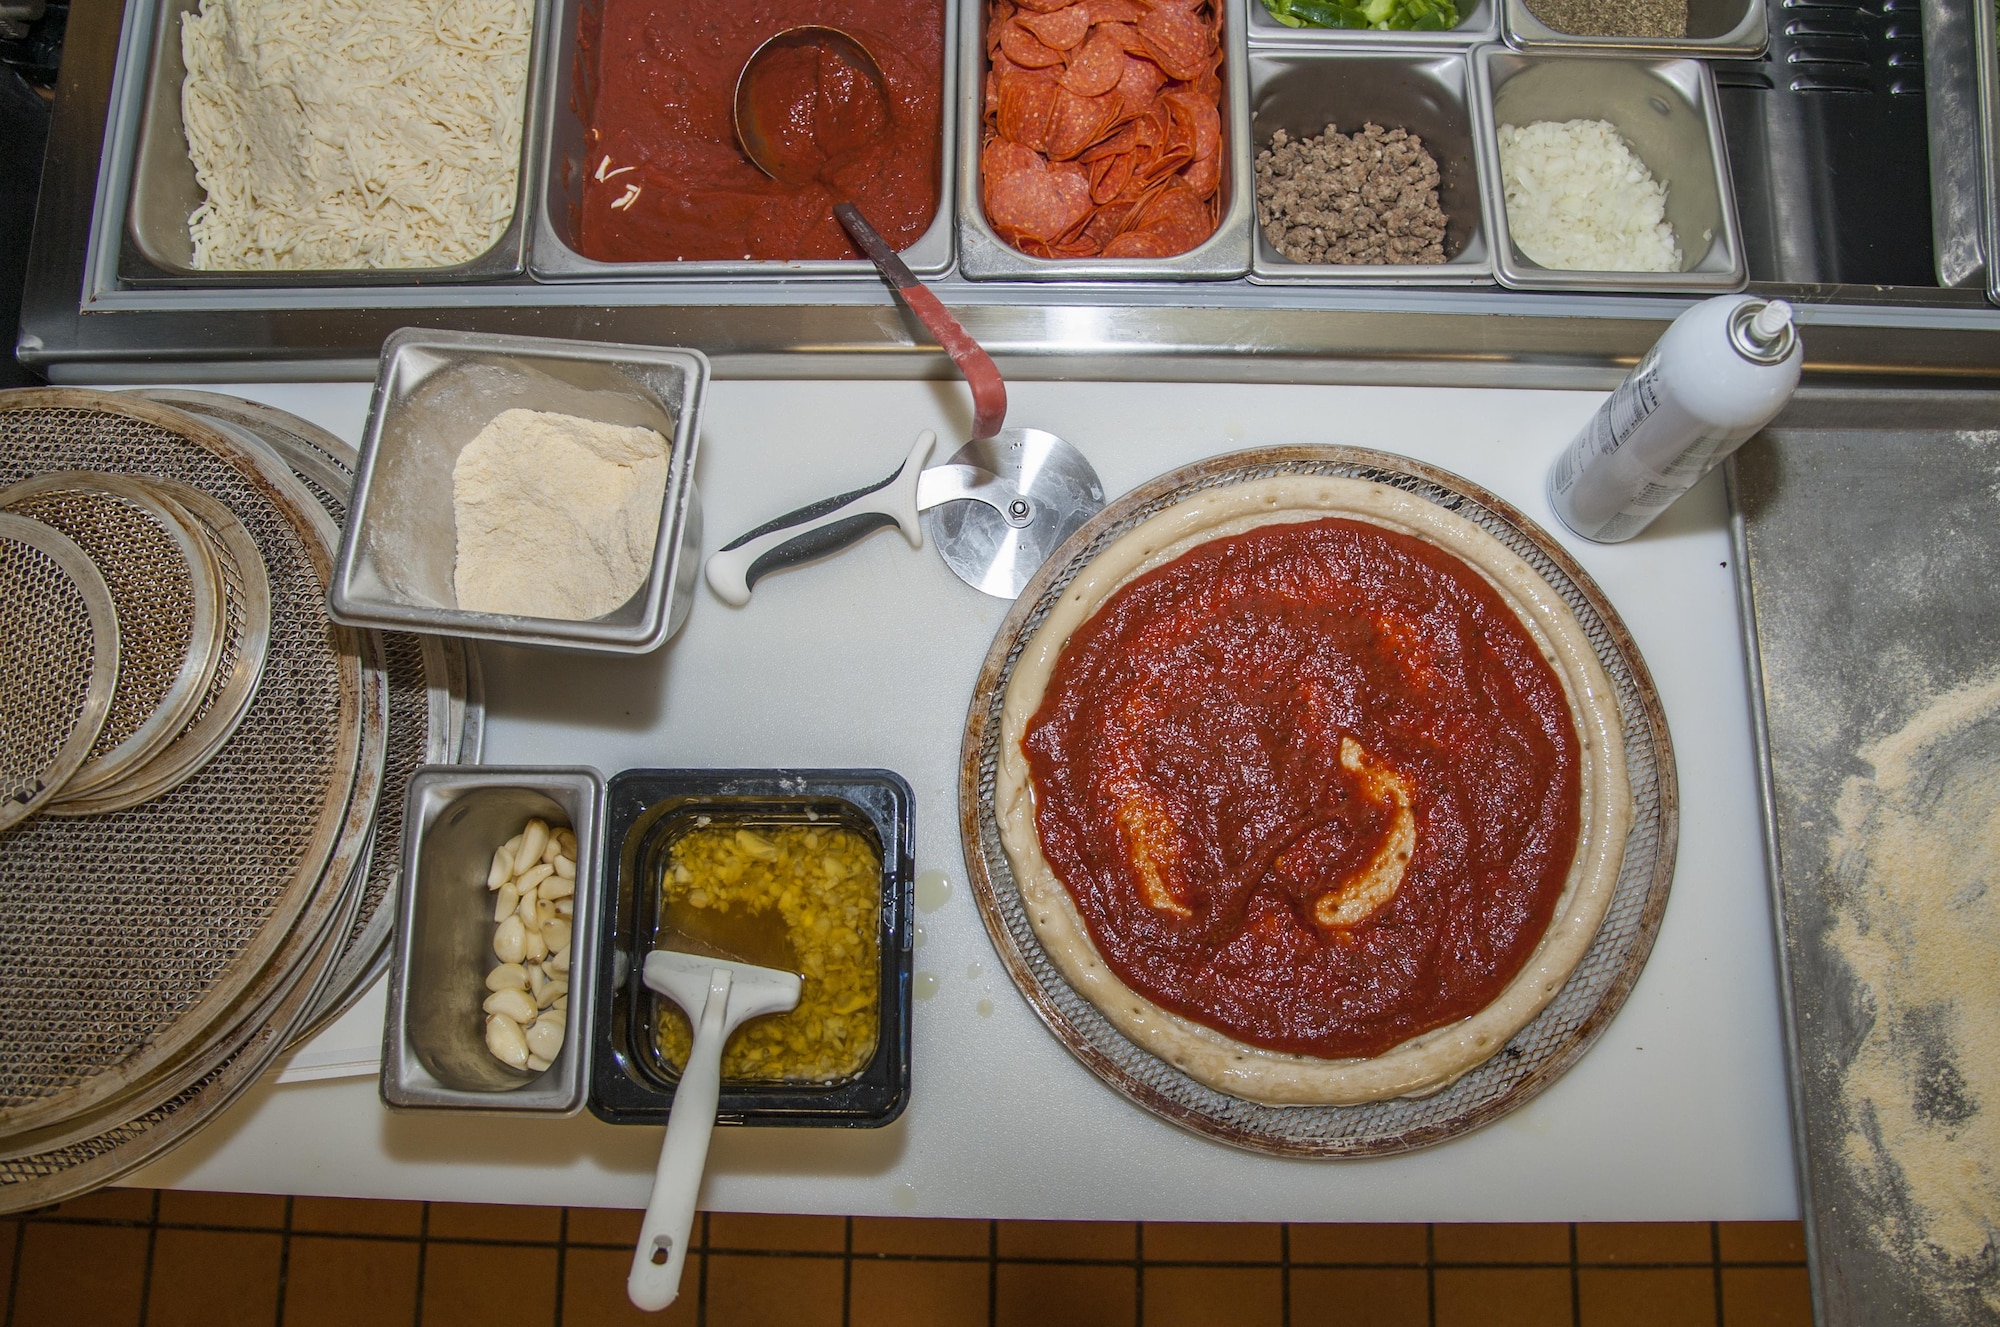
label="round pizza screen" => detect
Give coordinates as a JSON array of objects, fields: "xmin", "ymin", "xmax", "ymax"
[{"xmin": 1021, "ymin": 515, "xmax": 1583, "ymax": 1059}]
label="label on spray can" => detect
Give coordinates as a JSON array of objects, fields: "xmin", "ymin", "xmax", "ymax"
[{"xmin": 1548, "ymin": 346, "xmax": 1662, "ymax": 504}]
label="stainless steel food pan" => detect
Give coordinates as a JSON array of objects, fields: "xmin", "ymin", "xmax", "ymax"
[
  {"xmin": 1979, "ymin": 0, "xmax": 2000, "ymax": 306},
  {"xmin": 1472, "ymin": 47, "xmax": 1745, "ymax": 293},
  {"xmin": 955, "ymin": 0, "xmax": 1253, "ymax": 280},
  {"xmin": 1501, "ymin": 0, "xmax": 1765, "ymax": 57},
  {"xmin": 528, "ymin": 0, "xmax": 956, "ymax": 280},
  {"xmin": 117, "ymin": 0, "xmax": 548, "ymax": 286},
  {"xmin": 1248, "ymin": 49, "xmax": 1493, "ymax": 285},
  {"xmin": 329, "ymin": 330, "xmax": 706, "ymax": 654},
  {"xmin": 1245, "ymin": 0, "xmax": 1498, "ymax": 49},
  {"xmin": 383, "ymin": 766, "xmax": 603, "ymax": 1113}
]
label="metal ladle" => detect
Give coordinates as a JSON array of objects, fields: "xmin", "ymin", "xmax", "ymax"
[{"xmin": 733, "ymin": 26, "xmax": 1007, "ymax": 439}]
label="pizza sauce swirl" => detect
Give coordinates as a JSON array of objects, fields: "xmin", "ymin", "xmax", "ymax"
[{"xmin": 1021, "ymin": 516, "xmax": 1583, "ymax": 1059}]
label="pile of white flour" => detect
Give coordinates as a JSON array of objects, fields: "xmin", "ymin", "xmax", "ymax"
[{"xmin": 451, "ymin": 409, "xmax": 670, "ymax": 620}]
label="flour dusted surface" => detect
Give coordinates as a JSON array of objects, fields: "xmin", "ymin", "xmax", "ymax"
[
  {"xmin": 180, "ymin": 0, "xmax": 531, "ymax": 270},
  {"xmin": 1828, "ymin": 670, "xmax": 2000, "ymax": 1318},
  {"xmin": 452, "ymin": 410, "xmax": 670, "ymax": 621}
]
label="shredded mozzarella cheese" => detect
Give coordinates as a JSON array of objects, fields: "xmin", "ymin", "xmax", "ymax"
[{"xmin": 180, "ymin": 0, "xmax": 532, "ymax": 270}]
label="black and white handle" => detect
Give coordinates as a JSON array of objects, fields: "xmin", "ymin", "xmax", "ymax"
[{"xmin": 705, "ymin": 431, "xmax": 936, "ymax": 606}]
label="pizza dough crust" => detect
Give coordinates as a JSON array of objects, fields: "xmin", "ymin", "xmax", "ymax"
[{"xmin": 996, "ymin": 475, "xmax": 1633, "ymax": 1106}]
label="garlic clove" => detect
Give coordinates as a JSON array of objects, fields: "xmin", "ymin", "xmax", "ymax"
[
  {"xmin": 552, "ymin": 993, "xmax": 568, "ymax": 1009},
  {"xmin": 493, "ymin": 915, "xmax": 527, "ymax": 965},
  {"xmin": 523, "ymin": 926, "xmax": 548, "ymax": 964},
  {"xmin": 486, "ymin": 1013, "xmax": 530, "ymax": 1069},
  {"xmin": 542, "ymin": 918, "xmax": 571, "ymax": 955},
  {"xmin": 541, "ymin": 831, "xmax": 563, "ymax": 867},
  {"xmin": 483, "ymin": 987, "xmax": 537, "ymax": 1023},
  {"xmin": 516, "ymin": 820, "xmax": 551, "ymax": 875},
  {"xmin": 516, "ymin": 890, "xmax": 539, "ymax": 928},
  {"xmin": 540, "ymin": 874, "xmax": 575, "ymax": 901},
  {"xmin": 553, "ymin": 854, "xmax": 576, "ymax": 880},
  {"xmin": 526, "ymin": 1017, "xmax": 565, "ymax": 1061},
  {"xmin": 487, "ymin": 845, "xmax": 514, "ymax": 890},
  {"xmin": 526, "ymin": 1053, "xmax": 552, "ymax": 1072},
  {"xmin": 485, "ymin": 962, "xmax": 530, "ymax": 993},
  {"xmin": 555, "ymin": 897, "xmax": 574, "ymax": 917},
  {"xmin": 517, "ymin": 862, "xmax": 555, "ymax": 895},
  {"xmin": 494, "ymin": 883, "xmax": 519, "ymax": 924}
]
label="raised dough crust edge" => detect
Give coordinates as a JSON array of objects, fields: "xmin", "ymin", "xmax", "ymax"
[{"xmin": 996, "ymin": 475, "xmax": 1634, "ymax": 1106}]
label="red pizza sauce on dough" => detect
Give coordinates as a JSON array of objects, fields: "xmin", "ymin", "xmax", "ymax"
[
  {"xmin": 1022, "ymin": 517, "xmax": 1583, "ymax": 1059},
  {"xmin": 574, "ymin": 0, "xmax": 943, "ymax": 262}
]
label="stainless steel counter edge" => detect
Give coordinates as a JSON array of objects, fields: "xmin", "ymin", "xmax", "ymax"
[{"xmin": 20, "ymin": 0, "xmax": 2000, "ymax": 383}]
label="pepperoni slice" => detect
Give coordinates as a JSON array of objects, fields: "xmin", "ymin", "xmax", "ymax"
[
  {"xmin": 1080, "ymin": 0, "xmax": 1147, "ymax": 22},
  {"xmin": 1079, "ymin": 122, "xmax": 1139, "ymax": 162},
  {"xmin": 1058, "ymin": 28, "xmax": 1128, "ymax": 96},
  {"xmin": 1047, "ymin": 86, "xmax": 1123, "ymax": 160},
  {"xmin": 1018, "ymin": 2, "xmax": 1091, "ymax": 48},
  {"xmin": 1108, "ymin": 176, "xmax": 1213, "ymax": 255},
  {"xmin": 995, "ymin": 66, "xmax": 1061, "ymax": 152},
  {"xmin": 984, "ymin": 140, "xmax": 1095, "ymax": 244},
  {"xmin": 1089, "ymin": 150, "xmax": 1135, "ymax": 204},
  {"xmin": 1000, "ymin": 18, "xmax": 1067, "ymax": 68},
  {"xmin": 1111, "ymin": 44, "xmax": 1167, "ymax": 115},
  {"xmin": 1135, "ymin": 5, "xmax": 1212, "ymax": 81}
]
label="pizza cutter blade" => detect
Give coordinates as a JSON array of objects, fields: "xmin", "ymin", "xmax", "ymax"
[
  {"xmin": 922, "ymin": 427, "xmax": 1104, "ymax": 599},
  {"xmin": 705, "ymin": 427, "xmax": 1105, "ymax": 603}
]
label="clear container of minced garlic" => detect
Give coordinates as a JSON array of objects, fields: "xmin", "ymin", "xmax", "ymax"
[{"xmin": 657, "ymin": 823, "xmax": 881, "ymax": 1084}]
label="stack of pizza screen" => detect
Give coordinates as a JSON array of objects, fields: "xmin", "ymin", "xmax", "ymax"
[{"xmin": 995, "ymin": 469, "xmax": 1632, "ymax": 1108}]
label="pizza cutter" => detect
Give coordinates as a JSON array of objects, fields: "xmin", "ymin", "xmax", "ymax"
[{"xmin": 705, "ymin": 426, "xmax": 1105, "ymax": 603}]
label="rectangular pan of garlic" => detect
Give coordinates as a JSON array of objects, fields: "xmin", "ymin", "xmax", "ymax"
[{"xmin": 383, "ymin": 765, "xmax": 604, "ymax": 1113}]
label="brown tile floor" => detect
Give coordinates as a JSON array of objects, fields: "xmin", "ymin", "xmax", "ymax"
[{"xmin": 0, "ymin": 1191, "xmax": 1816, "ymax": 1327}]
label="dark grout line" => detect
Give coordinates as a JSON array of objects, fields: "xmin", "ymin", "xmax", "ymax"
[
  {"xmin": 5, "ymin": 1216, "xmax": 26, "ymax": 1327},
  {"xmin": 841, "ymin": 1216, "xmax": 853, "ymax": 1327},
  {"xmin": 1710, "ymin": 1221, "xmax": 1725, "ymax": 1327},
  {"xmin": 553, "ymin": 1207, "xmax": 568, "ymax": 1327},
  {"xmin": 134, "ymin": 1190, "xmax": 160, "ymax": 1327},
  {"xmin": 274, "ymin": 1196, "xmax": 294, "ymax": 1327},
  {"xmin": 1279, "ymin": 1223, "xmax": 1291, "ymax": 1327},
  {"xmin": 1425, "ymin": 1223, "xmax": 1437, "ymax": 1327},
  {"xmin": 697, "ymin": 1211, "xmax": 710, "ymax": 1327},
  {"xmin": 412, "ymin": 1202, "xmax": 430, "ymax": 1327},
  {"xmin": 1568, "ymin": 1222, "xmax": 1581, "ymax": 1327},
  {"xmin": 988, "ymin": 1219, "xmax": 999, "ymax": 1327},
  {"xmin": 1133, "ymin": 1222, "xmax": 1144, "ymax": 1327}
]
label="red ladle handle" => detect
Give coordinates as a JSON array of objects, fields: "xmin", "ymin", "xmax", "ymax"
[{"xmin": 834, "ymin": 203, "xmax": 1008, "ymax": 441}]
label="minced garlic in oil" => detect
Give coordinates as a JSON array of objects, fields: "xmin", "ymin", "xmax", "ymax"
[{"xmin": 657, "ymin": 823, "xmax": 881, "ymax": 1083}]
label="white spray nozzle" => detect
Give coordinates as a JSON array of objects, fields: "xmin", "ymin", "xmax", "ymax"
[{"xmin": 1751, "ymin": 299, "xmax": 1794, "ymax": 343}]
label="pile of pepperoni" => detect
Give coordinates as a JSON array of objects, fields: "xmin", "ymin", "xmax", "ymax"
[{"xmin": 980, "ymin": 0, "xmax": 1223, "ymax": 259}]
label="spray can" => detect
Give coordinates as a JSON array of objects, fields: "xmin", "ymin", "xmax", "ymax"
[{"xmin": 1548, "ymin": 295, "xmax": 1802, "ymax": 544}]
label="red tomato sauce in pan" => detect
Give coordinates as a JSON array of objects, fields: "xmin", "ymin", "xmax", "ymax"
[
  {"xmin": 1022, "ymin": 518, "xmax": 1583, "ymax": 1059},
  {"xmin": 574, "ymin": 0, "xmax": 943, "ymax": 262}
]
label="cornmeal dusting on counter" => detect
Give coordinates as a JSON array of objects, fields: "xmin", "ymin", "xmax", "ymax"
[
  {"xmin": 180, "ymin": 0, "xmax": 532, "ymax": 270},
  {"xmin": 451, "ymin": 409, "xmax": 670, "ymax": 620},
  {"xmin": 1828, "ymin": 670, "xmax": 2000, "ymax": 1316},
  {"xmin": 659, "ymin": 824, "xmax": 881, "ymax": 1083}
]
